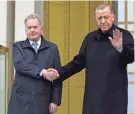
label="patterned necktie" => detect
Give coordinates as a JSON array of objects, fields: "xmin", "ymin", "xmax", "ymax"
[{"xmin": 32, "ymin": 42, "xmax": 38, "ymax": 53}]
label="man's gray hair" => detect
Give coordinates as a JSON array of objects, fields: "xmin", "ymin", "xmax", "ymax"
[
  {"xmin": 96, "ymin": 4, "xmax": 114, "ymax": 14},
  {"xmin": 24, "ymin": 13, "xmax": 42, "ymax": 26}
]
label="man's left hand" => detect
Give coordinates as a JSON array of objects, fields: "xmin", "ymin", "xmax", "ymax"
[
  {"xmin": 49, "ymin": 103, "xmax": 58, "ymax": 114},
  {"xmin": 109, "ymin": 29, "xmax": 123, "ymax": 49}
]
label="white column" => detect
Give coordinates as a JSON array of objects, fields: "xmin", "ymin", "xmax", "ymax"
[
  {"xmin": 0, "ymin": 1, "xmax": 7, "ymax": 46},
  {"xmin": 15, "ymin": 1, "xmax": 44, "ymax": 42}
]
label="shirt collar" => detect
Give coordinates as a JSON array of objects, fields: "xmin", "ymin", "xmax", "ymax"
[
  {"xmin": 29, "ymin": 37, "xmax": 41, "ymax": 47},
  {"xmin": 22, "ymin": 35, "xmax": 49, "ymax": 49}
]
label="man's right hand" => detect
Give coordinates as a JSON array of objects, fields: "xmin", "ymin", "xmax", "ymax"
[{"xmin": 42, "ymin": 69, "xmax": 59, "ymax": 81}]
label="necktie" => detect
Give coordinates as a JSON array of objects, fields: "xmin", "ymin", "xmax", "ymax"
[{"xmin": 32, "ymin": 42, "xmax": 38, "ymax": 53}]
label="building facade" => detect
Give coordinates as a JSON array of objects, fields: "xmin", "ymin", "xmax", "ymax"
[{"xmin": 0, "ymin": 1, "xmax": 134, "ymax": 114}]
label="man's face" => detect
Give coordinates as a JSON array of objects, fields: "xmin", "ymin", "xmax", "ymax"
[
  {"xmin": 25, "ymin": 19, "xmax": 43, "ymax": 41},
  {"xmin": 95, "ymin": 7, "xmax": 114, "ymax": 33}
]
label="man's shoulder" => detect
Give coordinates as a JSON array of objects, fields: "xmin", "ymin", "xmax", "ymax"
[
  {"xmin": 46, "ymin": 41, "xmax": 59, "ymax": 52},
  {"xmin": 114, "ymin": 25, "xmax": 133, "ymax": 40},
  {"xmin": 84, "ymin": 30, "xmax": 98, "ymax": 40},
  {"xmin": 13, "ymin": 40, "xmax": 26, "ymax": 46},
  {"xmin": 45, "ymin": 40, "xmax": 58, "ymax": 49},
  {"xmin": 115, "ymin": 25, "xmax": 131, "ymax": 35}
]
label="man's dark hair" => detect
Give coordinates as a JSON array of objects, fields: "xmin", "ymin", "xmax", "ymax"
[{"xmin": 96, "ymin": 4, "xmax": 114, "ymax": 14}]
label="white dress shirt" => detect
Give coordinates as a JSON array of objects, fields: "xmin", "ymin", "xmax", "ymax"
[
  {"xmin": 29, "ymin": 38, "xmax": 41, "ymax": 51},
  {"xmin": 29, "ymin": 38, "xmax": 46, "ymax": 77}
]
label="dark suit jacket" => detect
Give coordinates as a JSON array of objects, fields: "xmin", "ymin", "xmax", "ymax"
[{"xmin": 8, "ymin": 36, "xmax": 62, "ymax": 114}]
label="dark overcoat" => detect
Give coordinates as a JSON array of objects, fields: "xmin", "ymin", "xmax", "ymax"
[
  {"xmin": 8, "ymin": 36, "xmax": 62, "ymax": 114},
  {"xmin": 58, "ymin": 24, "xmax": 134, "ymax": 114}
]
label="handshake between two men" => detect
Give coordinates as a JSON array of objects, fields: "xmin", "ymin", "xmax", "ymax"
[{"xmin": 42, "ymin": 68, "xmax": 59, "ymax": 81}]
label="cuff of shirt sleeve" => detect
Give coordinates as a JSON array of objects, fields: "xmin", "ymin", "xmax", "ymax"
[
  {"xmin": 116, "ymin": 47, "xmax": 123, "ymax": 53},
  {"xmin": 40, "ymin": 70, "xmax": 43, "ymax": 76},
  {"xmin": 40, "ymin": 69, "xmax": 47, "ymax": 77}
]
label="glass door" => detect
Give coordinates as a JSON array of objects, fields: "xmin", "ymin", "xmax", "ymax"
[
  {"xmin": 118, "ymin": 1, "xmax": 135, "ymax": 114},
  {"xmin": 0, "ymin": 45, "xmax": 9, "ymax": 114}
]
